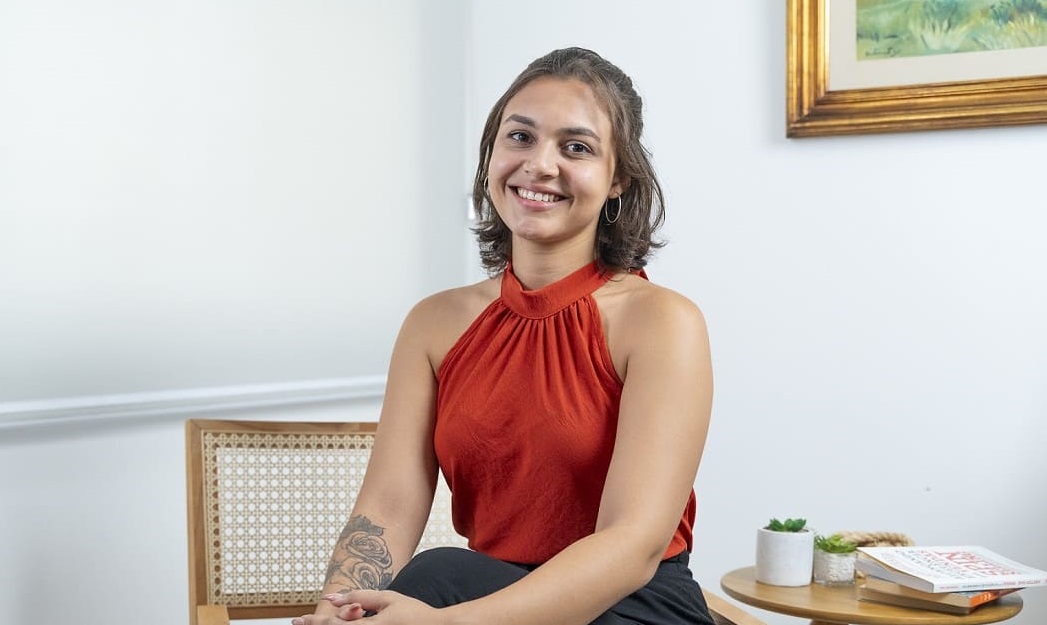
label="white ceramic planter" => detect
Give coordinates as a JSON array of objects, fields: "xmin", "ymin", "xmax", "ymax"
[
  {"xmin": 755, "ymin": 527, "xmax": 813, "ymax": 586},
  {"xmin": 813, "ymin": 550, "xmax": 856, "ymax": 585}
]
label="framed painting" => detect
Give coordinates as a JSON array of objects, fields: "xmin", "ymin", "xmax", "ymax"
[{"xmin": 787, "ymin": 0, "xmax": 1047, "ymax": 137}]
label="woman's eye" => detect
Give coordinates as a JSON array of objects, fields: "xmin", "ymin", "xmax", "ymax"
[
  {"xmin": 565, "ymin": 142, "xmax": 592, "ymax": 155},
  {"xmin": 508, "ymin": 130, "xmax": 531, "ymax": 143}
]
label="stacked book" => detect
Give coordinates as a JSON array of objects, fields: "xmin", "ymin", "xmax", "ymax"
[{"xmin": 855, "ymin": 546, "xmax": 1047, "ymax": 615}]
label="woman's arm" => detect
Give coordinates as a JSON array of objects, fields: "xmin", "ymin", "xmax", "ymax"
[
  {"xmin": 337, "ymin": 284, "xmax": 713, "ymax": 625},
  {"xmin": 296, "ymin": 299, "xmax": 445, "ymax": 622}
]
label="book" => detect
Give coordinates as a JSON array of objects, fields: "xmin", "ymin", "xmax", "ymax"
[
  {"xmin": 856, "ymin": 545, "xmax": 1047, "ymax": 593},
  {"xmin": 857, "ymin": 576, "xmax": 1021, "ymax": 615}
]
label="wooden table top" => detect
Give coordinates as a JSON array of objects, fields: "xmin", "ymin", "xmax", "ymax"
[{"xmin": 720, "ymin": 566, "xmax": 1023, "ymax": 625}]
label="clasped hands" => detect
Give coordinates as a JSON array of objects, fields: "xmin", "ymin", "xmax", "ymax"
[{"xmin": 292, "ymin": 589, "xmax": 442, "ymax": 625}]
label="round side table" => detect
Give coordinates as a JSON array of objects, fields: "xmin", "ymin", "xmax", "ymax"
[{"xmin": 720, "ymin": 566, "xmax": 1023, "ymax": 625}]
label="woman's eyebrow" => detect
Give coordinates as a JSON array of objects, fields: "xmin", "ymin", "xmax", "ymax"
[
  {"xmin": 504, "ymin": 113, "xmax": 537, "ymax": 128},
  {"xmin": 503, "ymin": 114, "xmax": 601, "ymax": 142}
]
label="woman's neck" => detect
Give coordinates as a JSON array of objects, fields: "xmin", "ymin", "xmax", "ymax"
[{"xmin": 508, "ymin": 242, "xmax": 596, "ymax": 290}]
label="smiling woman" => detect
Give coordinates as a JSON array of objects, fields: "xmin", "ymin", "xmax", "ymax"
[{"xmin": 294, "ymin": 47, "xmax": 715, "ymax": 625}]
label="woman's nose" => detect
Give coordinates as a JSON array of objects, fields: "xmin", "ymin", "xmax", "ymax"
[{"xmin": 524, "ymin": 142, "xmax": 558, "ymax": 178}]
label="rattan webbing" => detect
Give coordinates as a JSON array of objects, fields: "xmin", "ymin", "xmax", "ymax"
[{"xmin": 201, "ymin": 430, "xmax": 465, "ymax": 607}]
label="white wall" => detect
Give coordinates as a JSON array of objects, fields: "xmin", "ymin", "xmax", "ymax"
[
  {"xmin": 469, "ymin": 2, "xmax": 1047, "ymax": 624},
  {"xmin": 0, "ymin": 0, "xmax": 468, "ymax": 401},
  {"xmin": 1, "ymin": 0, "xmax": 467, "ymax": 622},
  {"xmin": 2, "ymin": 2, "xmax": 1045, "ymax": 625}
]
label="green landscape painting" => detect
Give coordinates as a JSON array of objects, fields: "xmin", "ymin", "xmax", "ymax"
[{"xmin": 857, "ymin": 0, "xmax": 1047, "ymax": 59}]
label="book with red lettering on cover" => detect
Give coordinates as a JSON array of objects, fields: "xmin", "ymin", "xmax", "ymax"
[
  {"xmin": 857, "ymin": 576, "xmax": 1021, "ymax": 615},
  {"xmin": 856, "ymin": 546, "xmax": 1047, "ymax": 593}
]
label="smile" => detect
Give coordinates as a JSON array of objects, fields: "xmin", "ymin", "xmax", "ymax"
[{"xmin": 515, "ymin": 187, "xmax": 565, "ymax": 203}]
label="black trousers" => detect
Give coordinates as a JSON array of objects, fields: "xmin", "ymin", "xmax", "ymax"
[{"xmin": 386, "ymin": 547, "xmax": 715, "ymax": 625}]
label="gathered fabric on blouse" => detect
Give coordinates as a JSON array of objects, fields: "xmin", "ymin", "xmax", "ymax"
[{"xmin": 434, "ymin": 261, "xmax": 695, "ymax": 565}]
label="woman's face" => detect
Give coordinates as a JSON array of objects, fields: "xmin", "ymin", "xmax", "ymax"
[{"xmin": 487, "ymin": 77, "xmax": 622, "ymax": 254}]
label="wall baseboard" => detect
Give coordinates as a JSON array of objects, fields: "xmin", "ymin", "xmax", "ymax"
[{"xmin": 0, "ymin": 376, "xmax": 386, "ymax": 431}]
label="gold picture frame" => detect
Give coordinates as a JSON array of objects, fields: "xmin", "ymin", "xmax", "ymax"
[{"xmin": 787, "ymin": 0, "xmax": 1047, "ymax": 137}]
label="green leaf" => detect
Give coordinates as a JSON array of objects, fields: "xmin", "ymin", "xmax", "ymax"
[
  {"xmin": 814, "ymin": 533, "xmax": 858, "ymax": 553},
  {"xmin": 765, "ymin": 517, "xmax": 807, "ymax": 532}
]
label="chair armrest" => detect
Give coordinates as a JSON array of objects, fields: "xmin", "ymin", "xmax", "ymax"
[
  {"xmin": 702, "ymin": 588, "xmax": 767, "ymax": 625},
  {"xmin": 197, "ymin": 604, "xmax": 231, "ymax": 625}
]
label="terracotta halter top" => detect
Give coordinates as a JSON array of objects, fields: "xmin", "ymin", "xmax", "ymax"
[{"xmin": 434, "ymin": 261, "xmax": 695, "ymax": 564}]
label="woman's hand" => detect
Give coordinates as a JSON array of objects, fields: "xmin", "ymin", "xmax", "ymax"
[
  {"xmin": 323, "ymin": 589, "xmax": 442, "ymax": 624},
  {"xmin": 291, "ymin": 594, "xmax": 366, "ymax": 625},
  {"xmin": 291, "ymin": 590, "xmax": 440, "ymax": 625}
]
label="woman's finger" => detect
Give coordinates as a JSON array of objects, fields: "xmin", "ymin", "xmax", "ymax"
[
  {"xmin": 323, "ymin": 592, "xmax": 353, "ymax": 607},
  {"xmin": 337, "ymin": 588, "xmax": 396, "ymax": 613},
  {"xmin": 336, "ymin": 602, "xmax": 366, "ymax": 620}
]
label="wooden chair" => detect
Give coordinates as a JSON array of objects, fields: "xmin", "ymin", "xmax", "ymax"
[{"xmin": 186, "ymin": 419, "xmax": 765, "ymax": 625}]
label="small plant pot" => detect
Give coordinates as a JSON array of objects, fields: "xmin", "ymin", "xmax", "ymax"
[
  {"xmin": 813, "ymin": 550, "xmax": 856, "ymax": 585},
  {"xmin": 755, "ymin": 527, "xmax": 813, "ymax": 586}
]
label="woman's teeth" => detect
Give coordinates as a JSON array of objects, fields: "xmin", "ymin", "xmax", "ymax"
[{"xmin": 516, "ymin": 188, "xmax": 562, "ymax": 203}]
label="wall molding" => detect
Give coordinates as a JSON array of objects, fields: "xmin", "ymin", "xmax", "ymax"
[{"xmin": 0, "ymin": 376, "xmax": 386, "ymax": 431}]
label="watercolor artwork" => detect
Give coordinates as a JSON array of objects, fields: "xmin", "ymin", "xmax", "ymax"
[
  {"xmin": 787, "ymin": 0, "xmax": 1047, "ymax": 136},
  {"xmin": 857, "ymin": 0, "xmax": 1047, "ymax": 60}
]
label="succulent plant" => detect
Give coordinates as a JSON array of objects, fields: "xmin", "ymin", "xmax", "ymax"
[
  {"xmin": 814, "ymin": 533, "xmax": 858, "ymax": 553},
  {"xmin": 765, "ymin": 517, "xmax": 807, "ymax": 532}
]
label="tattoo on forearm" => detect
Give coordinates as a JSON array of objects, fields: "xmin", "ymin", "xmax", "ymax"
[{"xmin": 324, "ymin": 515, "xmax": 394, "ymax": 591}]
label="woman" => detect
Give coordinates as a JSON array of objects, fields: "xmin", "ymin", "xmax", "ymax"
[{"xmin": 294, "ymin": 46, "xmax": 714, "ymax": 625}]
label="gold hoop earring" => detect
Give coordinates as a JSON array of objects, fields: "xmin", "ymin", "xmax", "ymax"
[{"xmin": 604, "ymin": 196, "xmax": 622, "ymax": 224}]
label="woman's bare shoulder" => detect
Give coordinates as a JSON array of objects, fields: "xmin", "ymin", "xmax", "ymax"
[
  {"xmin": 597, "ymin": 273, "xmax": 708, "ymax": 369},
  {"xmin": 410, "ymin": 275, "xmax": 500, "ymax": 324},
  {"xmin": 600, "ymin": 273, "xmax": 705, "ymax": 328},
  {"xmin": 400, "ymin": 275, "xmax": 501, "ymax": 364}
]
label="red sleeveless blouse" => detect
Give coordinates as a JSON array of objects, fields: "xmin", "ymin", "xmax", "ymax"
[{"xmin": 434, "ymin": 261, "xmax": 695, "ymax": 564}]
